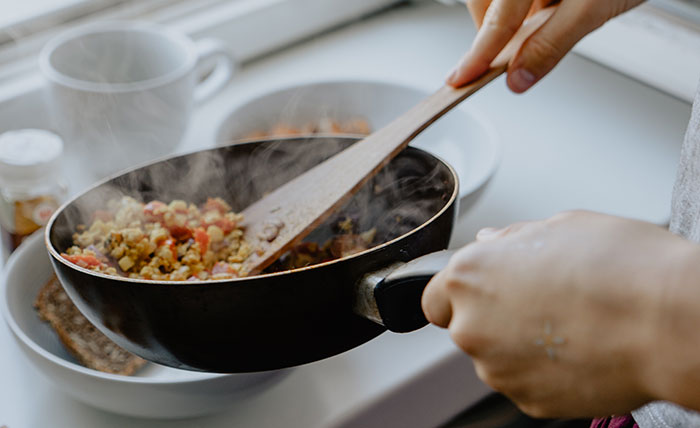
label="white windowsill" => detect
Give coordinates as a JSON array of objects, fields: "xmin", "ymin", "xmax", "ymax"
[
  {"xmin": 573, "ymin": 3, "xmax": 700, "ymax": 103},
  {"xmin": 0, "ymin": 0, "xmax": 120, "ymax": 33},
  {"xmin": 0, "ymin": 0, "xmax": 402, "ymax": 105},
  {"xmin": 2, "ymin": 0, "xmax": 699, "ymax": 107},
  {"xmin": 402, "ymin": 1, "xmax": 700, "ymax": 103}
]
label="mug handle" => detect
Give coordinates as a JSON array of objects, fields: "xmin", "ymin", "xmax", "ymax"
[{"xmin": 194, "ymin": 38, "xmax": 237, "ymax": 104}]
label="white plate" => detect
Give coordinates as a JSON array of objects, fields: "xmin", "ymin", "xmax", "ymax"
[
  {"xmin": 0, "ymin": 231, "xmax": 290, "ymax": 419},
  {"xmin": 215, "ymin": 79, "xmax": 500, "ymax": 213}
]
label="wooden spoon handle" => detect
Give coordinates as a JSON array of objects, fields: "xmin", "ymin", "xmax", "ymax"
[
  {"xmin": 374, "ymin": 3, "xmax": 556, "ymax": 148},
  {"xmin": 240, "ymin": 7, "xmax": 555, "ymax": 276}
]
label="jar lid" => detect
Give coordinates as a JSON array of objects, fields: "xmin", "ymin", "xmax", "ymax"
[{"xmin": 0, "ymin": 129, "xmax": 64, "ymax": 188}]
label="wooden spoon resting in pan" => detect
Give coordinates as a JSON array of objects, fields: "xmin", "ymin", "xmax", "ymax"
[{"xmin": 239, "ymin": 7, "xmax": 555, "ymax": 276}]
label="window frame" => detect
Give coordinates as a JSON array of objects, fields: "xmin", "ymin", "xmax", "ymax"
[
  {"xmin": 0, "ymin": 0, "xmax": 404, "ymax": 102},
  {"xmin": 0, "ymin": 0, "xmax": 229, "ymax": 44}
]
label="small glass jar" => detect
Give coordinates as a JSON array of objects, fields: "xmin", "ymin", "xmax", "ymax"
[{"xmin": 0, "ymin": 129, "xmax": 68, "ymax": 260}]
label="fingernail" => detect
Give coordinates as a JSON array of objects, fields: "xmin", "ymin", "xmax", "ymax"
[{"xmin": 509, "ymin": 68, "xmax": 536, "ymax": 93}]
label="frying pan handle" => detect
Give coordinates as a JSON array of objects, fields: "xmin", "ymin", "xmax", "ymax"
[{"xmin": 354, "ymin": 250, "xmax": 456, "ymax": 333}]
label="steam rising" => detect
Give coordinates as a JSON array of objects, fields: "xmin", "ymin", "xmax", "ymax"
[
  {"xmin": 39, "ymin": 23, "xmax": 454, "ymax": 262},
  {"xmin": 51, "ymin": 135, "xmax": 454, "ymax": 266}
]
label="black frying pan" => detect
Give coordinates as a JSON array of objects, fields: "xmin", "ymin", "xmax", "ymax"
[{"xmin": 46, "ymin": 136, "xmax": 458, "ymax": 372}]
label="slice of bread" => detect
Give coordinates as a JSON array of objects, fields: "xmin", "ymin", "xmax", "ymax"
[{"xmin": 35, "ymin": 275, "xmax": 147, "ymax": 375}]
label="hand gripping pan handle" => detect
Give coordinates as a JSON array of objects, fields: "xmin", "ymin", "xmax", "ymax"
[{"xmin": 354, "ymin": 250, "xmax": 456, "ymax": 332}]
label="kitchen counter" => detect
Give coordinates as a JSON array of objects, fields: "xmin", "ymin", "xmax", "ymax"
[{"xmin": 0, "ymin": 1, "xmax": 692, "ymax": 427}]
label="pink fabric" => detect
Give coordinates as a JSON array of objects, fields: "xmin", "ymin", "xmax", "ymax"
[{"xmin": 590, "ymin": 415, "xmax": 638, "ymax": 428}]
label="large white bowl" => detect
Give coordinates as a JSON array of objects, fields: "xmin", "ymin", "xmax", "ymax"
[
  {"xmin": 215, "ymin": 79, "xmax": 500, "ymax": 213},
  {"xmin": 0, "ymin": 232, "xmax": 290, "ymax": 419}
]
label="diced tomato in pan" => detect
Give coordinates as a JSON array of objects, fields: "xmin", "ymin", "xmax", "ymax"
[
  {"xmin": 168, "ymin": 224, "xmax": 192, "ymax": 240},
  {"xmin": 61, "ymin": 253, "xmax": 105, "ymax": 269},
  {"xmin": 214, "ymin": 218, "xmax": 235, "ymax": 234},
  {"xmin": 194, "ymin": 228, "xmax": 209, "ymax": 253}
]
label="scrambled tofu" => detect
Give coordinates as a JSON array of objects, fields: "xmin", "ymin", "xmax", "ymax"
[{"xmin": 61, "ymin": 196, "xmax": 251, "ymax": 280}]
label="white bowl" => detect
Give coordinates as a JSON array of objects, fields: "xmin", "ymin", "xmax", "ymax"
[
  {"xmin": 215, "ymin": 79, "xmax": 500, "ymax": 213},
  {"xmin": 0, "ymin": 232, "xmax": 290, "ymax": 419}
]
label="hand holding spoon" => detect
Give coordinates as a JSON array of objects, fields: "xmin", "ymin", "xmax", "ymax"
[{"xmin": 239, "ymin": 7, "xmax": 555, "ymax": 276}]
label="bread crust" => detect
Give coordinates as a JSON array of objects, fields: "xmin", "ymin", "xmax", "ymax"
[{"xmin": 34, "ymin": 275, "xmax": 147, "ymax": 375}]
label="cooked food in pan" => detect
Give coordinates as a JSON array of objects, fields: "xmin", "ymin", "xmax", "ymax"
[
  {"xmin": 46, "ymin": 137, "xmax": 457, "ymax": 371},
  {"xmin": 61, "ymin": 196, "xmax": 251, "ymax": 280},
  {"xmin": 268, "ymin": 223, "xmax": 376, "ymax": 272},
  {"xmin": 242, "ymin": 117, "xmax": 371, "ymax": 140},
  {"xmin": 60, "ymin": 195, "xmax": 380, "ymax": 280}
]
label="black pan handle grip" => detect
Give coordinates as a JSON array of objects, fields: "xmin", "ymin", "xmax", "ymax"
[{"xmin": 355, "ymin": 250, "xmax": 456, "ymax": 333}]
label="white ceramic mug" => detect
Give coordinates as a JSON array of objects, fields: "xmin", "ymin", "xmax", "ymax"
[{"xmin": 39, "ymin": 21, "xmax": 235, "ymax": 181}]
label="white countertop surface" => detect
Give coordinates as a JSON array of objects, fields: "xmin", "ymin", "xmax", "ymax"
[{"xmin": 0, "ymin": 1, "xmax": 692, "ymax": 427}]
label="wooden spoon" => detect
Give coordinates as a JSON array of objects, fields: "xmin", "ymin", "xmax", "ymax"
[{"xmin": 239, "ymin": 7, "xmax": 555, "ymax": 276}]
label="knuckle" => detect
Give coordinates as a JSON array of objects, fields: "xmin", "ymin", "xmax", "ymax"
[
  {"xmin": 499, "ymin": 220, "xmax": 537, "ymax": 237},
  {"xmin": 472, "ymin": 361, "xmax": 495, "ymax": 386},
  {"xmin": 506, "ymin": 379, "xmax": 533, "ymax": 398},
  {"xmin": 549, "ymin": 209, "xmax": 591, "ymax": 223},
  {"xmin": 449, "ymin": 245, "xmax": 481, "ymax": 274},
  {"xmin": 442, "ymin": 265, "xmax": 469, "ymax": 295},
  {"xmin": 442, "ymin": 254, "xmax": 476, "ymax": 280},
  {"xmin": 482, "ymin": 7, "xmax": 521, "ymax": 35},
  {"xmin": 440, "ymin": 258, "xmax": 484, "ymax": 296},
  {"xmin": 575, "ymin": 2, "xmax": 607, "ymax": 30},
  {"xmin": 466, "ymin": 0, "xmax": 487, "ymax": 10},
  {"xmin": 509, "ymin": 387, "xmax": 562, "ymax": 419},
  {"xmin": 487, "ymin": 19, "xmax": 521, "ymax": 37},
  {"xmin": 522, "ymin": 35, "xmax": 563, "ymax": 69},
  {"xmin": 473, "ymin": 362, "xmax": 514, "ymax": 394},
  {"xmin": 449, "ymin": 325, "xmax": 487, "ymax": 356},
  {"xmin": 502, "ymin": 221, "xmax": 525, "ymax": 235},
  {"xmin": 549, "ymin": 210, "xmax": 577, "ymax": 221},
  {"xmin": 517, "ymin": 402, "xmax": 551, "ymax": 419},
  {"xmin": 443, "ymin": 275, "xmax": 464, "ymax": 294},
  {"xmin": 491, "ymin": 375, "xmax": 544, "ymax": 411}
]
